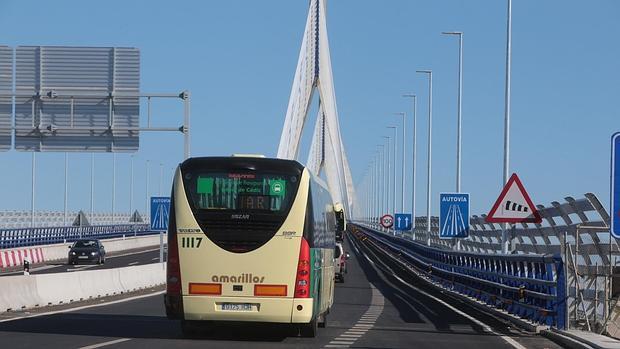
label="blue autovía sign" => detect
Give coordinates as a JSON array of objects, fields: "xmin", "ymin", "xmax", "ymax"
[
  {"xmin": 439, "ymin": 193, "xmax": 470, "ymax": 239},
  {"xmin": 611, "ymin": 133, "xmax": 620, "ymax": 239},
  {"xmin": 394, "ymin": 213, "xmax": 412, "ymax": 231},
  {"xmin": 150, "ymin": 197, "xmax": 171, "ymax": 231}
]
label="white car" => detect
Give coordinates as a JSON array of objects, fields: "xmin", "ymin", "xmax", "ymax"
[{"xmin": 334, "ymin": 243, "xmax": 349, "ymax": 282}]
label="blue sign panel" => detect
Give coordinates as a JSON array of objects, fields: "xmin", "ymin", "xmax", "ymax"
[
  {"xmin": 439, "ymin": 193, "xmax": 470, "ymax": 239},
  {"xmin": 394, "ymin": 213, "xmax": 412, "ymax": 231},
  {"xmin": 611, "ymin": 133, "xmax": 620, "ymax": 238},
  {"xmin": 150, "ymin": 197, "xmax": 171, "ymax": 231}
]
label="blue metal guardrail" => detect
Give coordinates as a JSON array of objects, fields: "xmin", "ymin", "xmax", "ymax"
[
  {"xmin": 352, "ymin": 223, "xmax": 567, "ymax": 329},
  {"xmin": 0, "ymin": 224, "xmax": 152, "ymax": 249}
]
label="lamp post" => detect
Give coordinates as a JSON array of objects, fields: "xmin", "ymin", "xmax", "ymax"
[
  {"xmin": 416, "ymin": 70, "xmax": 433, "ymax": 246},
  {"xmin": 90, "ymin": 153, "xmax": 95, "ymax": 223},
  {"xmin": 502, "ymin": 0, "xmax": 513, "ymax": 254},
  {"xmin": 130, "ymin": 155, "xmax": 134, "ymax": 216},
  {"xmin": 442, "ymin": 31, "xmax": 463, "ymax": 193},
  {"xmin": 403, "ymin": 94, "xmax": 417, "ymax": 239},
  {"xmin": 393, "ymin": 112, "xmax": 406, "ymax": 214},
  {"xmin": 112, "ymin": 153, "xmax": 116, "ymax": 224},
  {"xmin": 443, "ymin": 31, "xmax": 465, "ymax": 250},
  {"xmin": 31, "ymin": 153, "xmax": 36, "ymax": 227},
  {"xmin": 377, "ymin": 144, "xmax": 385, "ymax": 228},
  {"xmin": 145, "ymin": 160, "xmax": 150, "ymax": 216},
  {"xmin": 159, "ymin": 162, "xmax": 163, "ymax": 196},
  {"xmin": 387, "ymin": 126, "xmax": 397, "ymax": 220},
  {"xmin": 381, "ymin": 136, "xmax": 391, "ymax": 224},
  {"xmin": 64, "ymin": 153, "xmax": 68, "ymax": 226},
  {"xmin": 368, "ymin": 162, "xmax": 373, "ymax": 224}
]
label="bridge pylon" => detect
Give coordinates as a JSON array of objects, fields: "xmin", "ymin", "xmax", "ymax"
[{"xmin": 277, "ymin": 0, "xmax": 355, "ymax": 215}]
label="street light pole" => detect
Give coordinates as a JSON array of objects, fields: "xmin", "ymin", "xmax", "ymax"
[
  {"xmin": 112, "ymin": 153, "xmax": 116, "ymax": 224},
  {"xmin": 502, "ymin": 0, "xmax": 513, "ymax": 254},
  {"xmin": 403, "ymin": 94, "xmax": 417, "ymax": 239},
  {"xmin": 378, "ymin": 144, "xmax": 385, "ymax": 229},
  {"xmin": 369, "ymin": 167, "xmax": 372, "ymax": 223},
  {"xmin": 31, "ymin": 153, "xmax": 36, "ymax": 227},
  {"xmin": 90, "ymin": 153, "xmax": 95, "ymax": 223},
  {"xmin": 145, "ymin": 160, "xmax": 150, "ymax": 217},
  {"xmin": 130, "ymin": 155, "xmax": 134, "ymax": 216},
  {"xmin": 393, "ymin": 112, "xmax": 406, "ymax": 214},
  {"xmin": 64, "ymin": 153, "xmax": 68, "ymax": 226},
  {"xmin": 387, "ymin": 126, "xmax": 398, "ymax": 222},
  {"xmin": 159, "ymin": 162, "xmax": 163, "ymax": 196},
  {"xmin": 381, "ymin": 136, "xmax": 391, "ymax": 221},
  {"xmin": 372, "ymin": 148, "xmax": 377, "ymax": 226},
  {"xmin": 417, "ymin": 70, "xmax": 433, "ymax": 246},
  {"xmin": 442, "ymin": 31, "xmax": 463, "ymax": 193}
]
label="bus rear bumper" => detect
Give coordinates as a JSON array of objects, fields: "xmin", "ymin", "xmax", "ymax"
[{"xmin": 182, "ymin": 296, "xmax": 314, "ymax": 324}]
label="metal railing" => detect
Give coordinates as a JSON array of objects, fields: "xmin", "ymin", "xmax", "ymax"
[
  {"xmin": 353, "ymin": 223, "xmax": 567, "ymax": 329},
  {"xmin": 361, "ymin": 193, "xmax": 620, "ymax": 333},
  {"xmin": 0, "ymin": 224, "xmax": 152, "ymax": 249}
]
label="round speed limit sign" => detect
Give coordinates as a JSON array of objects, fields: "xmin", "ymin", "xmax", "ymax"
[{"xmin": 380, "ymin": 214, "xmax": 394, "ymax": 228}]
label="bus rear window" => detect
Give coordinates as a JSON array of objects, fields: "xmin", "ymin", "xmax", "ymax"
[{"xmin": 186, "ymin": 172, "xmax": 298, "ymax": 213}]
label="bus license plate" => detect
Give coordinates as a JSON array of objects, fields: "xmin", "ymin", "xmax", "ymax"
[{"xmin": 221, "ymin": 303, "xmax": 253, "ymax": 311}]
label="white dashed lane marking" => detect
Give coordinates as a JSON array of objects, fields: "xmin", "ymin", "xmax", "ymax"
[{"xmin": 323, "ymin": 285, "xmax": 385, "ymax": 348}]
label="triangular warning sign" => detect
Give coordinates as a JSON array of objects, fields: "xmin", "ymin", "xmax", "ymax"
[{"xmin": 486, "ymin": 173, "xmax": 542, "ymax": 224}]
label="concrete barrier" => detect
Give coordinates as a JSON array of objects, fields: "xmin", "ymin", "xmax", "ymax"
[
  {"xmin": 0, "ymin": 234, "xmax": 165, "ymax": 269},
  {"xmin": 0, "ymin": 263, "xmax": 166, "ymax": 312}
]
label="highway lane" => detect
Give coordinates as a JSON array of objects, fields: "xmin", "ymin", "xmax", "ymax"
[
  {"xmin": 0, "ymin": 235, "xmax": 563, "ymax": 348},
  {"xmin": 0, "ymin": 247, "xmax": 165, "ymax": 276},
  {"xmin": 349, "ymin": 233, "xmax": 562, "ymax": 349}
]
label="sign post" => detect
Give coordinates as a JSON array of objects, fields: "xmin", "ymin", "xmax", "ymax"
[
  {"xmin": 486, "ymin": 173, "xmax": 541, "ymax": 253},
  {"xmin": 439, "ymin": 193, "xmax": 470, "ymax": 239},
  {"xmin": 150, "ymin": 197, "xmax": 171, "ymax": 263}
]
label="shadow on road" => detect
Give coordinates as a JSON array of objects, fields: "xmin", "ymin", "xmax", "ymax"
[{"xmin": 0, "ymin": 313, "xmax": 292, "ymax": 342}]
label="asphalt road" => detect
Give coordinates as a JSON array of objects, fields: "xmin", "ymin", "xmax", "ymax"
[
  {"xmin": 0, "ymin": 235, "xmax": 564, "ymax": 349},
  {"xmin": 0, "ymin": 247, "xmax": 165, "ymax": 277}
]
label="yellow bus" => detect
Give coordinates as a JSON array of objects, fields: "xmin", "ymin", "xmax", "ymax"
[{"xmin": 164, "ymin": 155, "xmax": 338, "ymax": 337}]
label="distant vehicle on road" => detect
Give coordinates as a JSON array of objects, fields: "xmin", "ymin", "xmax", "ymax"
[
  {"xmin": 164, "ymin": 155, "xmax": 338, "ymax": 338},
  {"xmin": 334, "ymin": 242, "xmax": 349, "ymax": 283},
  {"xmin": 68, "ymin": 239, "xmax": 106, "ymax": 265},
  {"xmin": 334, "ymin": 203, "xmax": 346, "ymax": 242}
]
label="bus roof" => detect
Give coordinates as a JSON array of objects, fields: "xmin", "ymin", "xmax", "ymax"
[{"xmin": 180, "ymin": 156, "xmax": 305, "ymax": 175}]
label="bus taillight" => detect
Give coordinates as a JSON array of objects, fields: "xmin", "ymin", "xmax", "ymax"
[
  {"xmin": 167, "ymin": 233, "xmax": 182, "ymax": 295},
  {"xmin": 164, "ymin": 192, "xmax": 183, "ymax": 320},
  {"xmin": 294, "ymin": 237, "xmax": 311, "ymax": 298}
]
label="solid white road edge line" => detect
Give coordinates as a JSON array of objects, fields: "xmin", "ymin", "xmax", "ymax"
[
  {"xmin": 0, "ymin": 290, "xmax": 165, "ymax": 323},
  {"xmin": 79, "ymin": 338, "xmax": 132, "ymax": 349}
]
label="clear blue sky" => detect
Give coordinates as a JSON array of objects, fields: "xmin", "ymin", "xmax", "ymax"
[{"xmin": 0, "ymin": 0, "xmax": 618, "ymax": 217}]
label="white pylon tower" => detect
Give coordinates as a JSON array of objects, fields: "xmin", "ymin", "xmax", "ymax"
[{"xmin": 277, "ymin": 0, "xmax": 355, "ymax": 215}]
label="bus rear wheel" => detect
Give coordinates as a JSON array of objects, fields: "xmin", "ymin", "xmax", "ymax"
[
  {"xmin": 318, "ymin": 313, "xmax": 327, "ymax": 328},
  {"xmin": 299, "ymin": 317, "xmax": 318, "ymax": 337}
]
